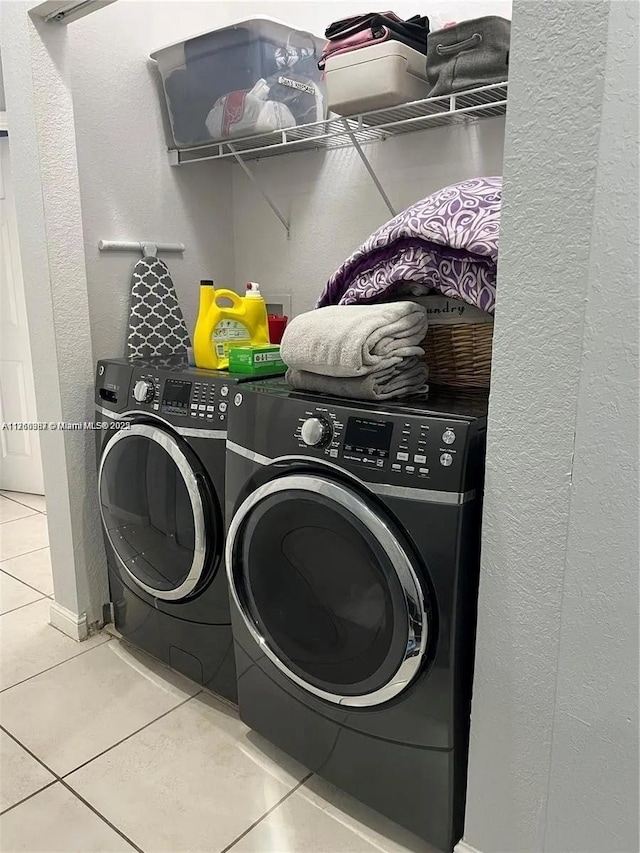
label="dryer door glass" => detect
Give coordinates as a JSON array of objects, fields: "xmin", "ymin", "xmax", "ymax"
[
  {"xmin": 227, "ymin": 474, "xmax": 429, "ymax": 707},
  {"xmin": 99, "ymin": 423, "xmax": 207, "ymax": 601}
]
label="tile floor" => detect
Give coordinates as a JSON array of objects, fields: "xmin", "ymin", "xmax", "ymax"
[{"xmin": 0, "ymin": 491, "xmax": 434, "ymax": 853}]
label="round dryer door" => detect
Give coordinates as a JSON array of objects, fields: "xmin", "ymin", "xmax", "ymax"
[
  {"xmin": 226, "ymin": 473, "xmax": 429, "ymax": 707},
  {"xmin": 99, "ymin": 422, "xmax": 212, "ymax": 601}
]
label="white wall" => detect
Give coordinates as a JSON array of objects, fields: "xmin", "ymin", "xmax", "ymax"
[
  {"xmin": 69, "ymin": 1, "xmax": 238, "ymax": 359},
  {"xmin": 461, "ymin": 2, "xmax": 639, "ymax": 852},
  {"xmin": 0, "ymin": 3, "xmax": 109, "ymax": 632},
  {"xmin": 232, "ymin": 119, "xmax": 505, "ymax": 316},
  {"xmin": 0, "ymin": 49, "xmax": 5, "ymax": 111}
]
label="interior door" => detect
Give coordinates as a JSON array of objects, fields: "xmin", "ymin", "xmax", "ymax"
[
  {"xmin": 226, "ymin": 473, "xmax": 430, "ymax": 707},
  {"xmin": 0, "ymin": 137, "xmax": 44, "ymax": 494}
]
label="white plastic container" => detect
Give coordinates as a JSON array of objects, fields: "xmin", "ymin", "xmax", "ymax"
[
  {"xmin": 325, "ymin": 41, "xmax": 431, "ymax": 116},
  {"xmin": 151, "ymin": 17, "xmax": 326, "ymax": 147}
]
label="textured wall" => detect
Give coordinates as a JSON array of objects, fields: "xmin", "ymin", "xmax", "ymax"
[
  {"xmin": 0, "ymin": 49, "xmax": 5, "ymax": 111},
  {"xmin": 0, "ymin": 3, "xmax": 108, "ymax": 624},
  {"xmin": 461, "ymin": 2, "xmax": 639, "ymax": 852},
  {"xmin": 543, "ymin": 2, "xmax": 639, "ymax": 850}
]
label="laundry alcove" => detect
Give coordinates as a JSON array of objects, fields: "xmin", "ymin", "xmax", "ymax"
[{"xmin": 2, "ymin": 2, "xmax": 636, "ymax": 853}]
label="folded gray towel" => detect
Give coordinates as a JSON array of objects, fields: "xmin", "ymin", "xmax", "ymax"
[
  {"xmin": 287, "ymin": 359, "xmax": 428, "ymax": 401},
  {"xmin": 280, "ymin": 303, "xmax": 428, "ymax": 378}
]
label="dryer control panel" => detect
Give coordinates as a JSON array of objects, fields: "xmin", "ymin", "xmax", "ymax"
[{"xmin": 230, "ymin": 383, "xmax": 487, "ymax": 495}]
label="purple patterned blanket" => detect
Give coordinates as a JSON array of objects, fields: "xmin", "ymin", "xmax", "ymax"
[{"xmin": 317, "ymin": 176, "xmax": 502, "ymax": 314}]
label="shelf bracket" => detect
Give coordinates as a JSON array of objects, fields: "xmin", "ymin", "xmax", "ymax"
[
  {"xmin": 341, "ymin": 119, "xmax": 396, "ymax": 218},
  {"xmin": 228, "ymin": 144, "xmax": 290, "ymax": 239}
]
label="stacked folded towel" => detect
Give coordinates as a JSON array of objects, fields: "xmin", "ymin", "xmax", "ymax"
[{"xmin": 280, "ymin": 303, "xmax": 428, "ymax": 401}]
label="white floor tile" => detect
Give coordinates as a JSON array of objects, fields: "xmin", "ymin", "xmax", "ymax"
[
  {"xmin": 0, "ymin": 640, "xmax": 199, "ymax": 776},
  {"xmin": 289, "ymin": 776, "xmax": 436, "ymax": 853},
  {"xmin": 0, "ymin": 491, "xmax": 46, "ymax": 514},
  {"xmin": 0, "ymin": 598, "xmax": 108, "ymax": 691},
  {"xmin": 0, "ymin": 514, "xmax": 49, "ymax": 562},
  {"xmin": 0, "ymin": 783, "xmax": 136, "ymax": 851},
  {"xmin": 0, "ymin": 572, "xmax": 44, "ymax": 615},
  {"xmin": 0, "ymin": 496, "xmax": 37, "ymax": 524},
  {"xmin": 0, "ymin": 730, "xmax": 55, "ymax": 813},
  {"xmin": 0, "ymin": 547, "xmax": 54, "ymax": 597},
  {"xmin": 230, "ymin": 789, "xmax": 382, "ymax": 853},
  {"xmin": 67, "ymin": 692, "xmax": 308, "ymax": 852}
]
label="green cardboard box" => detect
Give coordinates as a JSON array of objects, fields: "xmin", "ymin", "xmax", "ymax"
[{"xmin": 228, "ymin": 345, "xmax": 287, "ymax": 376}]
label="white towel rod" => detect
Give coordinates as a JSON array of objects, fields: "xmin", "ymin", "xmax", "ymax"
[{"xmin": 98, "ymin": 240, "xmax": 185, "ymax": 255}]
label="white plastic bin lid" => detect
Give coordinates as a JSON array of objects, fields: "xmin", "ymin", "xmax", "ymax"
[
  {"xmin": 150, "ymin": 16, "xmax": 324, "ymax": 61},
  {"xmin": 324, "ymin": 41, "xmax": 428, "ymax": 78}
]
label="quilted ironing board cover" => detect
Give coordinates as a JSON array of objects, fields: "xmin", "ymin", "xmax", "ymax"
[{"xmin": 127, "ymin": 256, "xmax": 190, "ymax": 359}]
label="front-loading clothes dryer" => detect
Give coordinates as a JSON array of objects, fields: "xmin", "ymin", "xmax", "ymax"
[
  {"xmin": 225, "ymin": 378, "xmax": 488, "ymax": 851},
  {"xmin": 95, "ymin": 355, "xmax": 280, "ymax": 703}
]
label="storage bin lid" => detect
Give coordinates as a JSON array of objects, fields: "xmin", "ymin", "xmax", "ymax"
[
  {"xmin": 324, "ymin": 40, "xmax": 429, "ymax": 77},
  {"xmin": 150, "ymin": 16, "xmax": 324, "ymax": 61}
]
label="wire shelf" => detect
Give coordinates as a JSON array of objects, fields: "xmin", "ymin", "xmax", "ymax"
[{"xmin": 171, "ymin": 82, "xmax": 508, "ymax": 166}]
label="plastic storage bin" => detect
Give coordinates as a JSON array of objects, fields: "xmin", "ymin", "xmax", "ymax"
[
  {"xmin": 151, "ymin": 18, "xmax": 327, "ymax": 147},
  {"xmin": 325, "ymin": 41, "xmax": 431, "ymax": 116}
]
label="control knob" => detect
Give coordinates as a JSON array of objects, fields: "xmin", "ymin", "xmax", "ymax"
[
  {"xmin": 301, "ymin": 417, "xmax": 332, "ymax": 448},
  {"xmin": 133, "ymin": 379, "xmax": 155, "ymax": 403},
  {"xmin": 442, "ymin": 428, "xmax": 456, "ymax": 445}
]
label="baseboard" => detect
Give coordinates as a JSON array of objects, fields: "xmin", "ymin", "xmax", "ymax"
[
  {"xmin": 454, "ymin": 841, "xmax": 483, "ymax": 853},
  {"xmin": 49, "ymin": 601, "xmax": 89, "ymax": 641}
]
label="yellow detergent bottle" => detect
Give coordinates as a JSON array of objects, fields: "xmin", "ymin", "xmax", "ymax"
[{"xmin": 193, "ymin": 281, "xmax": 270, "ymax": 370}]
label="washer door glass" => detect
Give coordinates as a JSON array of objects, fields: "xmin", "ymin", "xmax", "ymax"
[
  {"xmin": 227, "ymin": 473, "xmax": 428, "ymax": 707},
  {"xmin": 99, "ymin": 423, "xmax": 206, "ymax": 601}
]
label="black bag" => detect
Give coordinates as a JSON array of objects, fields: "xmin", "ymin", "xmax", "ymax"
[
  {"xmin": 321, "ymin": 11, "xmax": 429, "ymax": 67},
  {"xmin": 426, "ymin": 16, "xmax": 510, "ymax": 97}
]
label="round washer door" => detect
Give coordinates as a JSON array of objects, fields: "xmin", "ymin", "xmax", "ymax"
[
  {"xmin": 226, "ymin": 473, "xmax": 429, "ymax": 707},
  {"xmin": 99, "ymin": 422, "xmax": 213, "ymax": 601}
]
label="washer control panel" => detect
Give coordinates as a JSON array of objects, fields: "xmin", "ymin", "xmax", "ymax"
[
  {"xmin": 287, "ymin": 399, "xmax": 475, "ymax": 490},
  {"xmin": 227, "ymin": 384, "xmax": 486, "ymax": 494},
  {"xmin": 127, "ymin": 370, "xmax": 231, "ymax": 426}
]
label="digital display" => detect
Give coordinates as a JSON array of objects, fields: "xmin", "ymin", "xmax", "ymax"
[
  {"xmin": 344, "ymin": 418, "xmax": 393, "ymax": 458},
  {"xmin": 162, "ymin": 379, "xmax": 192, "ymax": 409}
]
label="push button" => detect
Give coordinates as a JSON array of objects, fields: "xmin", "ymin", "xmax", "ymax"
[
  {"xmin": 414, "ymin": 454, "xmax": 426, "ymax": 464},
  {"xmin": 440, "ymin": 453, "xmax": 453, "ymax": 467},
  {"xmin": 442, "ymin": 429, "xmax": 456, "ymax": 445},
  {"xmin": 405, "ymin": 466, "xmax": 415, "ymax": 474},
  {"xmin": 221, "ymin": 386, "xmax": 229, "ymax": 397},
  {"xmin": 391, "ymin": 463, "xmax": 401, "ymax": 471},
  {"xmin": 396, "ymin": 452, "xmax": 409, "ymax": 461}
]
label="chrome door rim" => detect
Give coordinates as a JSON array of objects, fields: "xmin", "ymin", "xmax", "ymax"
[
  {"xmin": 226, "ymin": 473, "xmax": 428, "ymax": 707},
  {"xmin": 98, "ymin": 422, "xmax": 206, "ymax": 601}
]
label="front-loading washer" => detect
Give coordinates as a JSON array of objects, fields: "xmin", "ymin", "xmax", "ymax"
[
  {"xmin": 224, "ymin": 378, "xmax": 488, "ymax": 850},
  {"xmin": 95, "ymin": 356, "xmax": 280, "ymax": 703}
]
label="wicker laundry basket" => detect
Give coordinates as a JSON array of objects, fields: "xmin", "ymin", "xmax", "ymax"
[{"xmin": 422, "ymin": 321, "xmax": 494, "ymax": 389}]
